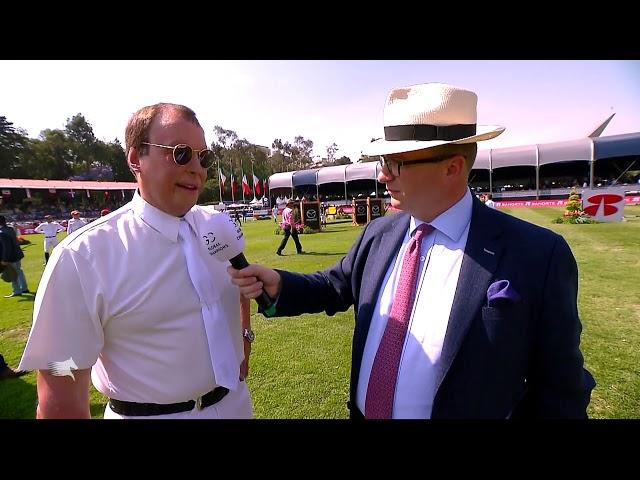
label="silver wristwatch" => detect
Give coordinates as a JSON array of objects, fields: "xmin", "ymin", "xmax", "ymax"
[{"xmin": 243, "ymin": 328, "xmax": 255, "ymax": 343}]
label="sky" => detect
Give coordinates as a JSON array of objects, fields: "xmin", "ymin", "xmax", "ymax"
[{"xmin": 1, "ymin": 60, "xmax": 639, "ymax": 164}]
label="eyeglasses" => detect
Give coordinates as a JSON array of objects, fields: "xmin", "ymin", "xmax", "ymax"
[
  {"xmin": 378, "ymin": 155, "xmax": 453, "ymax": 177},
  {"xmin": 141, "ymin": 142, "xmax": 215, "ymax": 169}
]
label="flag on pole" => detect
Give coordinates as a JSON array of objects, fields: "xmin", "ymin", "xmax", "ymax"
[
  {"xmin": 231, "ymin": 174, "xmax": 237, "ymax": 197},
  {"xmin": 253, "ymin": 174, "xmax": 261, "ymax": 195},
  {"xmin": 219, "ymin": 168, "xmax": 227, "ymax": 189},
  {"xmin": 242, "ymin": 174, "xmax": 250, "ymax": 195}
]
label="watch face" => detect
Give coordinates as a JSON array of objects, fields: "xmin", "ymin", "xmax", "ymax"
[{"xmin": 244, "ymin": 329, "xmax": 255, "ymax": 342}]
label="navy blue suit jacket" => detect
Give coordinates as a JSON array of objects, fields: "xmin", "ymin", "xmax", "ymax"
[{"xmin": 274, "ymin": 196, "xmax": 595, "ymax": 418}]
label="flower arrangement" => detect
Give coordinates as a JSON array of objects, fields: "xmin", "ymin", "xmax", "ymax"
[
  {"xmin": 552, "ymin": 188, "xmax": 597, "ymax": 224},
  {"xmin": 275, "ymin": 222, "xmax": 305, "ymax": 235}
]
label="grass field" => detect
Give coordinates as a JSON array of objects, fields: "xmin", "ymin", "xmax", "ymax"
[{"xmin": 1, "ymin": 205, "xmax": 639, "ymax": 418}]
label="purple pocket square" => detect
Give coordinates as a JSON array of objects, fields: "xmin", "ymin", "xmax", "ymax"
[{"xmin": 487, "ymin": 280, "xmax": 521, "ymax": 306}]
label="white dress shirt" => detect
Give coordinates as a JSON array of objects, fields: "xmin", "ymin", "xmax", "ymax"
[
  {"xmin": 67, "ymin": 217, "xmax": 87, "ymax": 235},
  {"xmin": 356, "ymin": 189, "xmax": 473, "ymax": 418},
  {"xmin": 20, "ymin": 192, "xmax": 247, "ymax": 411},
  {"xmin": 34, "ymin": 221, "xmax": 64, "ymax": 237}
]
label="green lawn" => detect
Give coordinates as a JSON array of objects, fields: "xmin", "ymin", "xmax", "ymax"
[{"xmin": 1, "ymin": 206, "xmax": 638, "ymax": 418}]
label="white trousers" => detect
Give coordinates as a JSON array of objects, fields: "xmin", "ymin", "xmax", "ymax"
[
  {"xmin": 44, "ymin": 237, "xmax": 59, "ymax": 253},
  {"xmin": 103, "ymin": 381, "xmax": 253, "ymax": 419}
]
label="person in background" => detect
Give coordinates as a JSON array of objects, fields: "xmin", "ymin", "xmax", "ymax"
[
  {"xmin": 320, "ymin": 202, "xmax": 327, "ymax": 228},
  {"xmin": 34, "ymin": 215, "xmax": 64, "ymax": 266},
  {"xmin": 484, "ymin": 193, "xmax": 496, "ymax": 209},
  {"xmin": 0, "ymin": 215, "xmax": 30, "ymax": 298},
  {"xmin": 100, "ymin": 208, "xmax": 111, "ymax": 217},
  {"xmin": 229, "ymin": 82, "xmax": 595, "ymax": 419},
  {"xmin": 19, "ymin": 102, "xmax": 253, "ymax": 419},
  {"xmin": 0, "ymin": 353, "xmax": 27, "ymax": 380},
  {"xmin": 276, "ymin": 200, "xmax": 303, "ymax": 256},
  {"xmin": 66, "ymin": 210, "xmax": 87, "ymax": 235}
]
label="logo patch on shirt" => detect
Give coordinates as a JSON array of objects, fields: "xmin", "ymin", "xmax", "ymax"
[{"xmin": 48, "ymin": 357, "xmax": 79, "ymax": 381}]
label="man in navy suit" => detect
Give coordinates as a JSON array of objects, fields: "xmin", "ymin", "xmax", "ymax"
[{"xmin": 228, "ymin": 82, "xmax": 595, "ymax": 418}]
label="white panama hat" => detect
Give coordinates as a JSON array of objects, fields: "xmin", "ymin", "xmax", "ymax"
[{"xmin": 362, "ymin": 82, "xmax": 505, "ymax": 158}]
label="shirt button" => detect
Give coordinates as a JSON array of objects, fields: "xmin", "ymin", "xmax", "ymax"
[{"xmin": 420, "ymin": 256, "xmax": 425, "ymax": 261}]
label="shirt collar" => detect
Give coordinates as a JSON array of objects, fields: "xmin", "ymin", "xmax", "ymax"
[
  {"xmin": 130, "ymin": 190, "xmax": 194, "ymax": 243},
  {"xmin": 410, "ymin": 188, "xmax": 473, "ymax": 242}
]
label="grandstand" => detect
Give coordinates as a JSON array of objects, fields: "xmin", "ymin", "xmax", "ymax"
[
  {"xmin": 0, "ymin": 179, "xmax": 137, "ymax": 226},
  {"xmin": 268, "ymin": 131, "xmax": 640, "ymax": 206}
]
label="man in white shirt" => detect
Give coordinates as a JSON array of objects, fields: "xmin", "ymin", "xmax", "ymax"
[
  {"xmin": 66, "ymin": 210, "xmax": 87, "ymax": 235},
  {"xmin": 34, "ymin": 215, "xmax": 65, "ymax": 265},
  {"xmin": 484, "ymin": 193, "xmax": 496, "ymax": 209},
  {"xmin": 228, "ymin": 82, "xmax": 594, "ymax": 419},
  {"xmin": 19, "ymin": 102, "xmax": 254, "ymax": 419}
]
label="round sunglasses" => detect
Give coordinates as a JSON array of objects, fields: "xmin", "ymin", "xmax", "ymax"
[{"xmin": 141, "ymin": 142, "xmax": 215, "ymax": 169}]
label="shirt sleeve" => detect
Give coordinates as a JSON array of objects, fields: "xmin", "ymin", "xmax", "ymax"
[{"xmin": 18, "ymin": 247, "xmax": 105, "ymax": 371}]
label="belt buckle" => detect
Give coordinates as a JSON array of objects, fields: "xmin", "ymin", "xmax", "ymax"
[{"xmin": 195, "ymin": 395, "xmax": 203, "ymax": 411}]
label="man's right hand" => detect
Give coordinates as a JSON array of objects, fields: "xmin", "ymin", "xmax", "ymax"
[{"xmin": 227, "ymin": 264, "xmax": 282, "ymax": 301}]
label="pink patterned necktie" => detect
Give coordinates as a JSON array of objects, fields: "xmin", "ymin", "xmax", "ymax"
[{"xmin": 365, "ymin": 223, "xmax": 433, "ymax": 419}]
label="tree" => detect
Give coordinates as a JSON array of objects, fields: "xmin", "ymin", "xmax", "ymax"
[
  {"xmin": 212, "ymin": 126, "xmax": 238, "ymax": 150},
  {"xmin": 272, "ymin": 138, "xmax": 288, "ymax": 172},
  {"xmin": 98, "ymin": 139, "xmax": 128, "ymax": 182},
  {"xmin": 326, "ymin": 143, "xmax": 338, "ymax": 164},
  {"xmin": 199, "ymin": 178, "xmax": 219, "ymax": 204},
  {"xmin": 65, "ymin": 113, "xmax": 96, "ymax": 145},
  {"xmin": 29, "ymin": 129, "xmax": 75, "ymax": 180},
  {"xmin": 0, "ymin": 116, "xmax": 30, "ymax": 178},
  {"xmin": 65, "ymin": 114, "xmax": 97, "ymax": 173},
  {"xmin": 292, "ymin": 136, "xmax": 313, "ymax": 170},
  {"xmin": 211, "ymin": 127, "xmax": 275, "ymax": 200},
  {"xmin": 334, "ymin": 155, "xmax": 352, "ymax": 165}
]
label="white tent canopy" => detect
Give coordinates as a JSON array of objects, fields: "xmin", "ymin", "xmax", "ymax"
[
  {"xmin": 317, "ymin": 165, "xmax": 347, "ymax": 185},
  {"xmin": 538, "ymin": 138, "xmax": 592, "ymax": 166},
  {"xmin": 267, "ymin": 132, "xmax": 639, "ymax": 195},
  {"xmin": 345, "ymin": 162, "xmax": 379, "ymax": 181},
  {"xmin": 474, "ymin": 138, "xmax": 595, "ymax": 171},
  {"xmin": 474, "ymin": 150, "xmax": 491, "ymax": 170},
  {"xmin": 491, "ymin": 145, "xmax": 538, "ymax": 169},
  {"xmin": 268, "ymin": 171, "xmax": 294, "ymax": 189}
]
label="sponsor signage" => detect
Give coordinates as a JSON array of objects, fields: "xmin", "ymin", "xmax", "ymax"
[
  {"xmin": 367, "ymin": 198, "xmax": 384, "ymax": 222},
  {"xmin": 582, "ymin": 188, "xmax": 626, "ymax": 222},
  {"xmin": 353, "ymin": 199, "xmax": 368, "ymax": 225},
  {"xmin": 301, "ymin": 201, "xmax": 321, "ymax": 231}
]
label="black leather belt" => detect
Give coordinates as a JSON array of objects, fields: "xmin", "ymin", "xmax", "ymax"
[{"xmin": 109, "ymin": 386, "xmax": 229, "ymax": 416}]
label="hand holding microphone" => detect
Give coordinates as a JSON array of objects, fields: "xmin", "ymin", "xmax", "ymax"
[{"xmin": 205, "ymin": 213, "xmax": 277, "ymax": 317}]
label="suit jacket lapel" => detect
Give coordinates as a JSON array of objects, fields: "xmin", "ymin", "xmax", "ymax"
[
  {"xmin": 433, "ymin": 199, "xmax": 504, "ymax": 395},
  {"xmin": 358, "ymin": 213, "xmax": 409, "ymax": 329}
]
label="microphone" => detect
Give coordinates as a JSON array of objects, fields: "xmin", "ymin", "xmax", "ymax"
[{"xmin": 203, "ymin": 212, "xmax": 276, "ymax": 317}]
